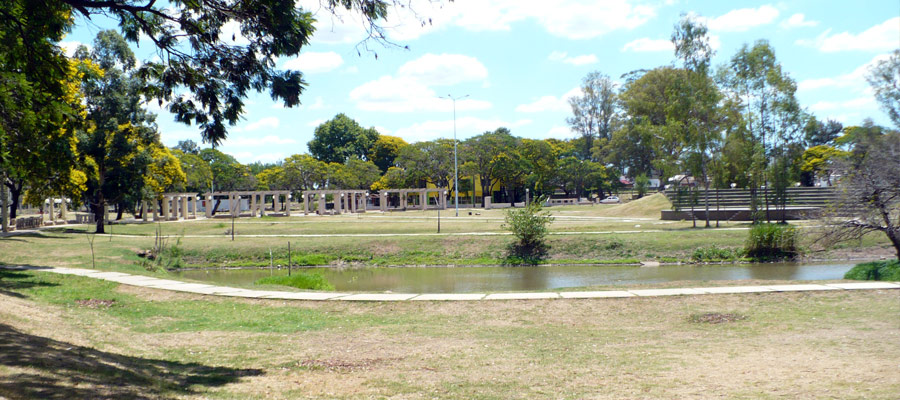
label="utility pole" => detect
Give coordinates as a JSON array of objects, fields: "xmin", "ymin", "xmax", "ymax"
[{"xmin": 440, "ymin": 94, "xmax": 468, "ymax": 217}]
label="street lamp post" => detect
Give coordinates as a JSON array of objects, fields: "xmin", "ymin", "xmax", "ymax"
[{"xmin": 440, "ymin": 94, "xmax": 468, "ymax": 217}]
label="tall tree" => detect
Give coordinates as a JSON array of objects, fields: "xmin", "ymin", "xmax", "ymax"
[
  {"xmin": 866, "ymin": 49, "xmax": 900, "ymax": 129},
  {"xmin": 76, "ymin": 31, "xmax": 170, "ymax": 232},
  {"xmin": 567, "ymin": 72, "xmax": 618, "ymax": 160},
  {"xmin": 308, "ymin": 114, "xmax": 379, "ymax": 163},
  {"xmin": 720, "ymin": 40, "xmax": 802, "ymax": 223},
  {"xmin": 672, "ymin": 14, "xmax": 721, "ymax": 227}
]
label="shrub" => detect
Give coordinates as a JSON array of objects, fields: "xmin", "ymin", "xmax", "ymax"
[
  {"xmin": 503, "ymin": 198, "xmax": 554, "ymax": 264},
  {"xmin": 256, "ymin": 272, "xmax": 335, "ymax": 291},
  {"xmin": 745, "ymin": 223, "xmax": 798, "ymax": 261},
  {"xmin": 844, "ymin": 260, "xmax": 900, "ymax": 281},
  {"xmin": 692, "ymin": 246, "xmax": 745, "ymax": 262}
]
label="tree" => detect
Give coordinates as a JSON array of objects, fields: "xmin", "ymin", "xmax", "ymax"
[
  {"xmin": 175, "ymin": 140, "xmax": 201, "ymax": 155},
  {"xmin": 331, "ymin": 159, "xmax": 381, "ymax": 190},
  {"xmin": 0, "ymin": 1, "xmax": 89, "ymax": 223},
  {"xmin": 819, "ymin": 130, "xmax": 900, "ymax": 259},
  {"xmin": 308, "ymin": 114, "xmax": 379, "ymax": 163},
  {"xmin": 371, "ymin": 166, "xmax": 412, "ymax": 191},
  {"xmin": 281, "ymin": 154, "xmax": 328, "ymax": 191},
  {"xmin": 866, "ymin": 49, "xmax": 900, "ymax": 129},
  {"xmin": 800, "ymin": 145, "xmax": 846, "ymax": 186},
  {"xmin": 804, "ymin": 117, "xmax": 843, "ymax": 147},
  {"xmin": 672, "ymin": 14, "xmax": 721, "ymax": 227},
  {"xmin": 567, "ymin": 71, "xmax": 618, "ymax": 160},
  {"xmin": 720, "ymin": 40, "xmax": 803, "ymax": 223},
  {"xmin": 615, "ymin": 67, "xmax": 692, "ymax": 186},
  {"xmin": 396, "ymin": 139, "xmax": 455, "ymax": 189},
  {"xmin": 200, "ymin": 148, "xmax": 255, "ymax": 192},
  {"xmin": 1, "ymin": 61, "xmax": 87, "ymax": 221},
  {"xmin": 369, "ymin": 135, "xmax": 408, "ymax": 173},
  {"xmin": 76, "ymin": 31, "xmax": 169, "ymax": 232},
  {"xmin": 460, "ymin": 128, "xmax": 518, "ymax": 206},
  {"xmin": 174, "ymin": 150, "xmax": 213, "ymax": 192}
]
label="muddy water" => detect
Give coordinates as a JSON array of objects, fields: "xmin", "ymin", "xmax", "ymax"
[{"xmin": 173, "ymin": 262, "xmax": 854, "ymax": 293}]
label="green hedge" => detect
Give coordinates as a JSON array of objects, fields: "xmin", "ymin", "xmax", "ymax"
[
  {"xmin": 255, "ymin": 272, "xmax": 335, "ymax": 291},
  {"xmin": 844, "ymin": 260, "xmax": 900, "ymax": 281},
  {"xmin": 745, "ymin": 223, "xmax": 798, "ymax": 261}
]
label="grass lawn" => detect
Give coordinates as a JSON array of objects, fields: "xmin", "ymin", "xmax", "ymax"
[{"xmin": 0, "ymin": 269, "xmax": 898, "ymax": 399}]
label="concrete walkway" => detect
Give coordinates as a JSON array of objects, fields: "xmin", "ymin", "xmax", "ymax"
[{"xmin": 4, "ymin": 265, "xmax": 899, "ymax": 301}]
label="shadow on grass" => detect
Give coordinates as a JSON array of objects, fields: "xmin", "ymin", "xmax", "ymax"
[
  {"xmin": 0, "ymin": 269, "xmax": 58, "ymax": 299},
  {"xmin": 0, "ymin": 323, "xmax": 262, "ymax": 399}
]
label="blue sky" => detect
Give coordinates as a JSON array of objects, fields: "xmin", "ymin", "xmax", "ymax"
[{"xmin": 62, "ymin": 0, "xmax": 900, "ymax": 163}]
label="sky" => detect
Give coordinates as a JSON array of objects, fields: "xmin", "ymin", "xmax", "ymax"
[{"xmin": 63, "ymin": 0, "xmax": 900, "ymax": 164}]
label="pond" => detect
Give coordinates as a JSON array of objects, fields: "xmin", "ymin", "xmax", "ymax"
[{"xmin": 172, "ymin": 262, "xmax": 855, "ymax": 293}]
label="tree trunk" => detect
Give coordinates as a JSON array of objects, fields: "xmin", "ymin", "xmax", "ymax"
[
  {"xmin": 887, "ymin": 229, "xmax": 900, "ymax": 260},
  {"xmin": 1, "ymin": 180, "xmax": 8, "ymax": 232},
  {"xmin": 116, "ymin": 203, "xmax": 124, "ymax": 221},
  {"xmin": 94, "ymin": 201, "xmax": 105, "ymax": 234},
  {"xmin": 7, "ymin": 182, "xmax": 22, "ymax": 219}
]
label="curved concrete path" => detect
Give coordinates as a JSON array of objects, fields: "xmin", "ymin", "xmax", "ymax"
[{"xmin": 4, "ymin": 265, "xmax": 899, "ymax": 301}]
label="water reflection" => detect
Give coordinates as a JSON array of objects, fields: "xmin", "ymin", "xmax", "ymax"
[{"xmin": 173, "ymin": 262, "xmax": 854, "ymax": 293}]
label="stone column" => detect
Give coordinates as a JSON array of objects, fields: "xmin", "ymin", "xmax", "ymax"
[
  {"xmin": 205, "ymin": 195, "xmax": 213, "ymax": 218},
  {"xmin": 104, "ymin": 204, "xmax": 110, "ymax": 223},
  {"xmin": 285, "ymin": 193, "xmax": 291, "ymax": 216},
  {"xmin": 303, "ymin": 193, "xmax": 309, "ymax": 215},
  {"xmin": 60, "ymin": 199, "xmax": 68, "ymax": 222},
  {"xmin": 181, "ymin": 196, "xmax": 188, "ymax": 220},
  {"xmin": 141, "ymin": 201, "xmax": 148, "ymax": 222},
  {"xmin": 162, "ymin": 196, "xmax": 170, "ymax": 220},
  {"xmin": 250, "ymin": 193, "xmax": 257, "ymax": 217},
  {"xmin": 420, "ymin": 190, "xmax": 427, "ymax": 210},
  {"xmin": 274, "ymin": 192, "xmax": 281, "ymax": 214},
  {"xmin": 318, "ymin": 194, "xmax": 325, "ymax": 215},
  {"xmin": 380, "ymin": 192, "xmax": 387, "ymax": 211},
  {"xmin": 401, "ymin": 191, "xmax": 407, "ymax": 211},
  {"xmin": 485, "ymin": 196, "xmax": 492, "ymax": 209},
  {"xmin": 193, "ymin": 196, "xmax": 199, "ymax": 219},
  {"xmin": 153, "ymin": 200, "xmax": 160, "ymax": 221},
  {"xmin": 48, "ymin": 198, "xmax": 56, "ymax": 224}
]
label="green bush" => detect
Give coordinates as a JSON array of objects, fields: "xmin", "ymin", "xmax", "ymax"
[
  {"xmin": 255, "ymin": 272, "xmax": 335, "ymax": 291},
  {"xmin": 692, "ymin": 246, "xmax": 745, "ymax": 262},
  {"xmin": 503, "ymin": 198, "xmax": 554, "ymax": 264},
  {"xmin": 745, "ymin": 223, "xmax": 798, "ymax": 261},
  {"xmin": 844, "ymin": 260, "xmax": 900, "ymax": 281}
]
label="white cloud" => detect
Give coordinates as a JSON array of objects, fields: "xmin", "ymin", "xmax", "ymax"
[
  {"xmin": 622, "ymin": 38, "xmax": 674, "ymax": 52},
  {"xmin": 222, "ymin": 135, "xmax": 297, "ymax": 147},
  {"xmin": 373, "ymin": 126, "xmax": 392, "ymax": 134},
  {"xmin": 220, "ymin": 20, "xmax": 250, "ymax": 45},
  {"xmin": 394, "ymin": 117, "xmax": 532, "ymax": 142},
  {"xmin": 703, "ymin": 5, "xmax": 779, "ymax": 32},
  {"xmin": 798, "ymin": 17, "xmax": 900, "ymax": 52},
  {"xmin": 159, "ymin": 130, "xmax": 201, "ymax": 147},
  {"xmin": 58, "ymin": 41, "xmax": 87, "ymax": 57},
  {"xmin": 547, "ymin": 51, "xmax": 598, "ymax": 66},
  {"xmin": 344, "ymin": 66, "xmax": 359, "ymax": 74},
  {"xmin": 350, "ymin": 75, "xmax": 491, "ymax": 112},
  {"xmin": 515, "ymin": 87, "xmax": 580, "ymax": 113},
  {"xmin": 297, "ymin": 0, "xmax": 657, "ymax": 43},
  {"xmin": 306, "ymin": 119, "xmax": 325, "ymax": 127},
  {"xmin": 781, "ymin": 13, "xmax": 818, "ymax": 29},
  {"xmin": 397, "ymin": 53, "xmax": 488, "ymax": 86},
  {"xmin": 350, "ymin": 53, "xmax": 491, "ymax": 113},
  {"xmin": 243, "ymin": 117, "xmax": 280, "ymax": 132},
  {"xmin": 283, "ymin": 51, "xmax": 343, "ymax": 74},
  {"xmin": 809, "ymin": 97, "xmax": 876, "ymax": 113},
  {"xmin": 545, "ymin": 126, "xmax": 574, "ymax": 140},
  {"xmin": 798, "ymin": 53, "xmax": 892, "ymax": 92}
]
